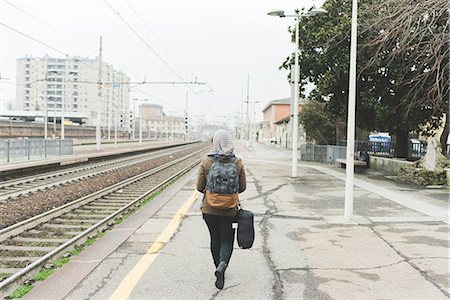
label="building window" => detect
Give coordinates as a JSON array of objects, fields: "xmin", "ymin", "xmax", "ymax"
[{"xmin": 25, "ymin": 64, "xmax": 30, "ymax": 68}]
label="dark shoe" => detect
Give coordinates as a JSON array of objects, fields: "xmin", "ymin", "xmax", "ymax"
[{"xmin": 214, "ymin": 261, "xmax": 227, "ymax": 289}]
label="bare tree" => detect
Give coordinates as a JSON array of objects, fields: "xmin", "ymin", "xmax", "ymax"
[{"xmin": 360, "ymin": 0, "xmax": 449, "ymax": 154}]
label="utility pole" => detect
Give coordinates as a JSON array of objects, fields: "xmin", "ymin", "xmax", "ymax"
[
  {"xmin": 61, "ymin": 54, "xmax": 68, "ymax": 140},
  {"xmin": 241, "ymin": 87, "xmax": 244, "ymax": 141},
  {"xmin": 96, "ymin": 36, "xmax": 103, "ymax": 151},
  {"xmin": 185, "ymin": 90, "xmax": 189, "ymax": 141},
  {"xmin": 246, "ymin": 74, "xmax": 250, "ymax": 143}
]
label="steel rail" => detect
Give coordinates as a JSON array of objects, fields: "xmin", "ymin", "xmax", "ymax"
[
  {"xmin": 0, "ymin": 147, "xmax": 207, "ymax": 297},
  {"xmin": 0, "ymin": 144, "xmax": 194, "ymax": 202}
]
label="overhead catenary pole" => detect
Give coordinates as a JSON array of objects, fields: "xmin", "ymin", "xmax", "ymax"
[
  {"xmin": 139, "ymin": 115, "xmax": 143, "ymax": 146},
  {"xmin": 61, "ymin": 54, "xmax": 68, "ymax": 140},
  {"xmin": 246, "ymin": 74, "xmax": 250, "ymax": 142},
  {"xmin": 96, "ymin": 36, "xmax": 103, "ymax": 151},
  {"xmin": 344, "ymin": 0, "xmax": 358, "ymax": 220},
  {"xmin": 185, "ymin": 90, "xmax": 189, "ymax": 141},
  {"xmin": 241, "ymin": 87, "xmax": 244, "ymax": 141}
]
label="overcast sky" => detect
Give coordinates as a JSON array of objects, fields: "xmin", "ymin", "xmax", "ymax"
[{"xmin": 0, "ymin": 0, "xmax": 325, "ymax": 125}]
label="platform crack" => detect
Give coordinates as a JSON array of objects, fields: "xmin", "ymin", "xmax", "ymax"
[
  {"xmin": 370, "ymin": 226, "xmax": 450, "ymax": 298},
  {"xmin": 250, "ymin": 170, "xmax": 284, "ymax": 300}
]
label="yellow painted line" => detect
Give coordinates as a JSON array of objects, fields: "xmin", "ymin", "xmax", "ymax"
[{"xmin": 109, "ymin": 190, "xmax": 200, "ymax": 300}]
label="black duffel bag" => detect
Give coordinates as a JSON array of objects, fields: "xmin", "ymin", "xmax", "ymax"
[{"xmin": 236, "ymin": 208, "xmax": 254, "ymax": 249}]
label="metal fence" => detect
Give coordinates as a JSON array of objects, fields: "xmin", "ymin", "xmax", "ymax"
[
  {"xmin": 301, "ymin": 140, "xmax": 427, "ymax": 164},
  {"xmin": 300, "ymin": 144, "xmax": 347, "ymax": 164},
  {"xmin": 0, "ymin": 139, "xmax": 73, "ymax": 164}
]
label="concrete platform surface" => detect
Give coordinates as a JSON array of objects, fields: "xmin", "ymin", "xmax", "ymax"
[{"xmin": 22, "ymin": 142, "xmax": 449, "ymax": 300}]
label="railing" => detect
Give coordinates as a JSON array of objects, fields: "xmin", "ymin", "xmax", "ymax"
[
  {"xmin": 0, "ymin": 139, "xmax": 73, "ymax": 164},
  {"xmin": 302, "ymin": 140, "xmax": 427, "ymax": 164},
  {"xmin": 300, "ymin": 144, "xmax": 347, "ymax": 164}
]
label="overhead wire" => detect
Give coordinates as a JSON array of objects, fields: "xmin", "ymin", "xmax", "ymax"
[
  {"xmin": 123, "ymin": 0, "xmax": 199, "ymax": 82},
  {"xmin": 123, "ymin": 0, "xmax": 215, "ymax": 108},
  {"xmin": 102, "ymin": 0, "xmax": 215, "ymax": 115},
  {"xmin": 1, "ymin": 0, "xmax": 148, "ymax": 81}
]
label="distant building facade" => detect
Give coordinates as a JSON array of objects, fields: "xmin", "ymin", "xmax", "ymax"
[
  {"xmin": 261, "ymin": 97, "xmax": 305, "ymax": 148},
  {"xmin": 16, "ymin": 55, "xmax": 130, "ymax": 127},
  {"xmin": 139, "ymin": 103, "xmax": 187, "ymax": 140}
]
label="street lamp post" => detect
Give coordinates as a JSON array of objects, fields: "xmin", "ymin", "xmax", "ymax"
[
  {"xmin": 268, "ymin": 7, "xmax": 327, "ymax": 177},
  {"xmin": 344, "ymin": 0, "xmax": 358, "ymax": 220}
]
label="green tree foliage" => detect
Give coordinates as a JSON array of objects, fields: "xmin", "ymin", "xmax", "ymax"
[
  {"xmin": 282, "ymin": 0, "xmax": 449, "ymax": 157},
  {"xmin": 299, "ymin": 100, "xmax": 336, "ymax": 144}
]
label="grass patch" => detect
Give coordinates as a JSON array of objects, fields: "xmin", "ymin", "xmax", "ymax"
[
  {"xmin": 53, "ymin": 257, "xmax": 70, "ymax": 268},
  {"xmin": 9, "ymin": 285, "xmax": 33, "ymax": 298},
  {"xmin": 34, "ymin": 269, "xmax": 54, "ymax": 281}
]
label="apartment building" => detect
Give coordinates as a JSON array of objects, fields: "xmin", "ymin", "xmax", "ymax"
[{"xmin": 16, "ymin": 55, "xmax": 130, "ymax": 127}]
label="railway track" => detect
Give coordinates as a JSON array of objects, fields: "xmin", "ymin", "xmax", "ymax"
[
  {"xmin": 0, "ymin": 145, "xmax": 208, "ymax": 297},
  {"xmin": 0, "ymin": 144, "xmax": 195, "ymax": 203}
]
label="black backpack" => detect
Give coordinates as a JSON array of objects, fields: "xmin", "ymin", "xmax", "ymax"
[{"xmin": 206, "ymin": 155, "xmax": 239, "ymax": 195}]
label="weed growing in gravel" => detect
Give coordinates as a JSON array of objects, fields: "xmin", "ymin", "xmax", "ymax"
[
  {"xmin": 34, "ymin": 268, "xmax": 54, "ymax": 281},
  {"xmin": 8, "ymin": 285, "xmax": 33, "ymax": 298},
  {"xmin": 53, "ymin": 257, "xmax": 70, "ymax": 268}
]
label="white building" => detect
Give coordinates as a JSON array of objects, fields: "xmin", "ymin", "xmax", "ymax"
[
  {"xmin": 16, "ymin": 55, "xmax": 130, "ymax": 127},
  {"xmin": 139, "ymin": 103, "xmax": 187, "ymax": 140}
]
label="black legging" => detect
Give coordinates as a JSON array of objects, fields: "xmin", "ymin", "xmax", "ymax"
[{"xmin": 203, "ymin": 214, "xmax": 236, "ymax": 267}]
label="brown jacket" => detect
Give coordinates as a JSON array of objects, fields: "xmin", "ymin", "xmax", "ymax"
[{"xmin": 196, "ymin": 156, "xmax": 246, "ymax": 216}]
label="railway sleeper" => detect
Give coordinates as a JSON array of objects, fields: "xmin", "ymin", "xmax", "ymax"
[
  {"xmin": 82, "ymin": 205, "xmax": 126, "ymax": 210},
  {"xmin": 0, "ymin": 256, "xmax": 39, "ymax": 262},
  {"xmin": 41, "ymin": 224, "xmax": 90, "ymax": 230},
  {"xmin": 103, "ymin": 197, "xmax": 138, "ymax": 201},
  {"xmin": 2, "ymin": 240, "xmax": 62, "ymax": 248},
  {"xmin": 63, "ymin": 213, "xmax": 109, "ymax": 220},
  {"xmin": 86, "ymin": 202, "xmax": 127, "ymax": 207},
  {"xmin": 0, "ymin": 267, "xmax": 20, "ymax": 276},
  {"xmin": 0, "ymin": 245, "xmax": 56, "ymax": 252},
  {"xmin": 11, "ymin": 237, "xmax": 67, "ymax": 244},
  {"xmin": 51, "ymin": 218, "xmax": 99, "ymax": 225},
  {"xmin": 20, "ymin": 230, "xmax": 78, "ymax": 239},
  {"xmin": 0, "ymin": 259, "xmax": 32, "ymax": 269},
  {"xmin": 0, "ymin": 249, "xmax": 46, "ymax": 258},
  {"xmin": 73, "ymin": 206, "xmax": 112, "ymax": 217}
]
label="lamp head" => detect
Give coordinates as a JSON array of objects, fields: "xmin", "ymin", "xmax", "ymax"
[
  {"xmin": 309, "ymin": 8, "xmax": 328, "ymax": 16},
  {"xmin": 267, "ymin": 9, "xmax": 285, "ymax": 17}
]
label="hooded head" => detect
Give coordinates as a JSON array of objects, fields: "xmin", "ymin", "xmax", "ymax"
[{"xmin": 209, "ymin": 129, "xmax": 234, "ymax": 156}]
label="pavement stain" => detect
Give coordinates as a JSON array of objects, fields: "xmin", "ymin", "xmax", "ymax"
[
  {"xmin": 403, "ymin": 235, "xmax": 449, "ymax": 248},
  {"xmin": 286, "ymin": 231, "xmax": 301, "ymax": 241},
  {"xmin": 349, "ymin": 270, "xmax": 381, "ymax": 281},
  {"xmin": 435, "ymin": 226, "xmax": 450, "ymax": 233}
]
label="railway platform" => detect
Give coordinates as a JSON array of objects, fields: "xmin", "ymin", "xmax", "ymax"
[
  {"xmin": 21, "ymin": 142, "xmax": 449, "ymax": 300},
  {"xmin": 0, "ymin": 139, "xmax": 190, "ymax": 176}
]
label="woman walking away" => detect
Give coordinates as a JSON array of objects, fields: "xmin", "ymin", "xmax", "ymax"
[{"xmin": 197, "ymin": 129, "xmax": 246, "ymax": 290}]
